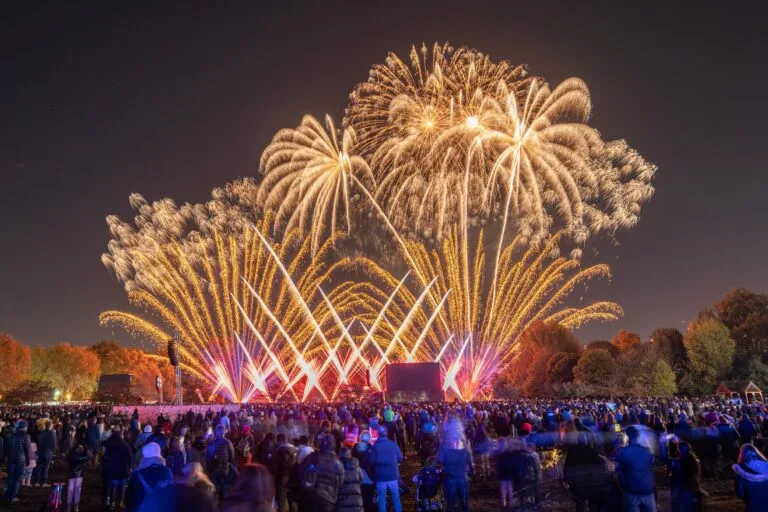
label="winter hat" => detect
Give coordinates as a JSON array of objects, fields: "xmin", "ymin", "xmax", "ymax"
[
  {"xmin": 142, "ymin": 442, "xmax": 162, "ymax": 459},
  {"xmin": 15, "ymin": 420, "xmax": 28, "ymax": 431},
  {"xmin": 144, "ymin": 425, "xmax": 152, "ymax": 433}
]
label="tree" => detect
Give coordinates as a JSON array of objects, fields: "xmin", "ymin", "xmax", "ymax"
[
  {"xmin": 613, "ymin": 343, "xmax": 659, "ymax": 396},
  {"xmin": 31, "ymin": 343, "xmax": 101, "ymax": 400},
  {"xmin": 585, "ymin": 340, "xmax": 619, "ymax": 357},
  {"xmin": 3, "ymin": 381, "xmax": 54, "ymax": 405},
  {"xmin": 714, "ymin": 288, "xmax": 768, "ymax": 365},
  {"xmin": 546, "ymin": 352, "xmax": 580, "ymax": 387},
  {"xmin": 89, "ymin": 340, "xmax": 175, "ymax": 400},
  {"xmin": 648, "ymin": 360, "xmax": 677, "ymax": 396},
  {"xmin": 496, "ymin": 320, "xmax": 581, "ymax": 396},
  {"xmin": 573, "ymin": 349, "xmax": 616, "ymax": 395},
  {"xmin": 0, "ymin": 333, "xmax": 32, "ymax": 396},
  {"xmin": 683, "ymin": 318, "xmax": 735, "ymax": 393},
  {"xmin": 650, "ymin": 328, "xmax": 687, "ymax": 377},
  {"xmin": 612, "ymin": 330, "xmax": 641, "ymax": 351}
]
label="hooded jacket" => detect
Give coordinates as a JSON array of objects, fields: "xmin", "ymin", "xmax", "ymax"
[{"xmin": 733, "ymin": 459, "xmax": 768, "ymax": 512}]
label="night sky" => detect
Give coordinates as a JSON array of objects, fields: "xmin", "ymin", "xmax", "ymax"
[{"xmin": 2, "ymin": 2, "xmax": 767, "ymax": 348}]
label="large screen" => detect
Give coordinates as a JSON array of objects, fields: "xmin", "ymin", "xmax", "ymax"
[{"xmin": 382, "ymin": 362, "xmax": 443, "ymax": 402}]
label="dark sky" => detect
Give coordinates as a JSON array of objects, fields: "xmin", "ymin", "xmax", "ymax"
[{"xmin": 2, "ymin": 1, "xmax": 767, "ymax": 348}]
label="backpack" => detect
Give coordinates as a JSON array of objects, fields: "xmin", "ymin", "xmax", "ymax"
[
  {"xmin": 237, "ymin": 437, "xmax": 251, "ymax": 459},
  {"xmin": 300, "ymin": 453, "xmax": 319, "ymax": 491},
  {"xmin": 212, "ymin": 453, "xmax": 231, "ymax": 478},
  {"xmin": 416, "ymin": 466, "xmax": 441, "ymax": 500}
]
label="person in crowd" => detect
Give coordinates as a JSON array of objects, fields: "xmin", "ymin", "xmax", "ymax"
[
  {"xmin": 102, "ymin": 426, "xmax": 133, "ymax": 509},
  {"xmin": 368, "ymin": 426, "xmax": 403, "ymax": 512},
  {"xmin": 21, "ymin": 439, "xmax": 36, "ymax": 487},
  {"xmin": 337, "ymin": 447, "xmax": 363, "ymax": 512},
  {"xmin": 34, "ymin": 419, "xmax": 56, "ymax": 486},
  {"xmin": 495, "ymin": 438, "xmax": 515, "ymax": 509},
  {"xmin": 126, "ymin": 442, "xmax": 174, "ymax": 512},
  {"xmin": 352, "ymin": 430, "xmax": 376, "ymax": 512},
  {"xmin": 207, "ymin": 423, "xmax": 237, "ymax": 503},
  {"xmin": 138, "ymin": 484, "xmax": 218, "ymax": 512},
  {"xmin": 67, "ymin": 443, "xmax": 89, "ymax": 512},
  {"xmin": 181, "ymin": 461, "xmax": 216, "ymax": 499},
  {"xmin": 296, "ymin": 435, "xmax": 314, "ymax": 465},
  {"xmin": 508, "ymin": 436, "xmax": 542, "ymax": 510},
  {"xmin": 616, "ymin": 425, "xmax": 657, "ymax": 512},
  {"xmin": 665, "ymin": 439, "xmax": 705, "ymax": 512},
  {"xmin": 306, "ymin": 433, "xmax": 345, "ymax": 512},
  {"xmin": 563, "ymin": 432, "xmax": 610, "ymax": 512},
  {"xmin": 86, "ymin": 417, "xmax": 101, "ymax": 465},
  {"xmin": 417, "ymin": 420, "xmax": 440, "ymax": 467},
  {"xmin": 436, "ymin": 417, "xmax": 473, "ymax": 512},
  {"xmin": 733, "ymin": 443, "xmax": 768, "ymax": 512},
  {"xmin": 273, "ymin": 432, "xmax": 297, "ymax": 512},
  {"xmin": 739, "ymin": 415, "xmax": 758, "ymax": 445},
  {"xmin": 4, "ymin": 419, "xmax": 33, "ymax": 503},
  {"xmin": 222, "ymin": 463, "xmax": 276, "ymax": 512},
  {"xmin": 166, "ymin": 435, "xmax": 187, "ymax": 477}
]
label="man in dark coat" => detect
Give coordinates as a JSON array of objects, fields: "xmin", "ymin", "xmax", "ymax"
[
  {"xmin": 102, "ymin": 427, "xmax": 133, "ymax": 508},
  {"xmin": 34, "ymin": 419, "xmax": 57, "ymax": 486},
  {"xmin": 4, "ymin": 420, "xmax": 33, "ymax": 503},
  {"xmin": 274, "ymin": 433, "xmax": 298, "ymax": 512},
  {"xmin": 206, "ymin": 424, "xmax": 236, "ymax": 503},
  {"xmin": 306, "ymin": 434, "xmax": 344, "ymax": 512}
]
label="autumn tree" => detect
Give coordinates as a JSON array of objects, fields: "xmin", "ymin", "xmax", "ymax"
[
  {"xmin": 31, "ymin": 343, "xmax": 101, "ymax": 400},
  {"xmin": 496, "ymin": 321, "xmax": 581, "ymax": 396},
  {"xmin": 611, "ymin": 330, "xmax": 641, "ymax": 351},
  {"xmin": 650, "ymin": 328, "xmax": 687, "ymax": 377},
  {"xmin": 585, "ymin": 340, "xmax": 619, "ymax": 357},
  {"xmin": 546, "ymin": 352, "xmax": 580, "ymax": 387},
  {"xmin": 681, "ymin": 318, "xmax": 735, "ymax": 395},
  {"xmin": 89, "ymin": 340, "xmax": 175, "ymax": 400},
  {"xmin": 0, "ymin": 333, "xmax": 32, "ymax": 396},
  {"xmin": 573, "ymin": 349, "xmax": 616, "ymax": 395},
  {"xmin": 714, "ymin": 288, "xmax": 768, "ymax": 368}
]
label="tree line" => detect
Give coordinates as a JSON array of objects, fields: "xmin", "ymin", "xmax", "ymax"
[
  {"xmin": 1, "ymin": 287, "xmax": 766, "ymax": 402},
  {"xmin": 494, "ymin": 287, "xmax": 768, "ymax": 397},
  {"xmin": 0, "ymin": 337, "xmax": 176, "ymax": 404}
]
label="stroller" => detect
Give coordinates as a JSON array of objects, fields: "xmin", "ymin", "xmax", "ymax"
[{"xmin": 414, "ymin": 464, "xmax": 444, "ymax": 511}]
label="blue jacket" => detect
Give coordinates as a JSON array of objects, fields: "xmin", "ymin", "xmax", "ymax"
[
  {"xmin": 368, "ymin": 437, "xmax": 402, "ymax": 482},
  {"xmin": 6, "ymin": 430, "xmax": 32, "ymax": 466},
  {"xmin": 126, "ymin": 458, "xmax": 173, "ymax": 512},
  {"xmin": 436, "ymin": 446, "xmax": 473, "ymax": 482},
  {"xmin": 616, "ymin": 442, "xmax": 655, "ymax": 495},
  {"xmin": 733, "ymin": 460, "xmax": 768, "ymax": 512}
]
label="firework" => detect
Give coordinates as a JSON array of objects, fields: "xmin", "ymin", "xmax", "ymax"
[
  {"xmin": 102, "ymin": 42, "xmax": 655, "ymax": 402},
  {"xmin": 101, "ymin": 206, "xmax": 378, "ymax": 401},
  {"xmin": 258, "ymin": 115, "xmax": 375, "ymax": 255},
  {"xmin": 345, "ymin": 42, "xmax": 655, "ymax": 245}
]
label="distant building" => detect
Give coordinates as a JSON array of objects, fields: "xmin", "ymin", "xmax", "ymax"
[
  {"xmin": 716, "ymin": 380, "xmax": 763, "ymax": 403},
  {"xmin": 97, "ymin": 374, "xmax": 142, "ymax": 403}
]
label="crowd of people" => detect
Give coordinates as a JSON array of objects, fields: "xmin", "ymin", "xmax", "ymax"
[{"xmin": 1, "ymin": 396, "xmax": 768, "ymax": 511}]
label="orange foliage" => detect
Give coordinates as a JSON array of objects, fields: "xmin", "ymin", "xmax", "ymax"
[{"xmin": 0, "ymin": 333, "xmax": 32, "ymax": 395}]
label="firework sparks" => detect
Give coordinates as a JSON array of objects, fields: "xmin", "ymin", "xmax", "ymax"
[
  {"xmin": 258, "ymin": 114, "xmax": 375, "ymax": 255},
  {"xmin": 102, "ymin": 42, "xmax": 654, "ymax": 402},
  {"xmin": 344, "ymin": 42, "xmax": 655, "ymax": 245}
]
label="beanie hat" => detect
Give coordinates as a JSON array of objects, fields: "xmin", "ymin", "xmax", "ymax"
[{"xmin": 144, "ymin": 425, "xmax": 152, "ymax": 433}]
